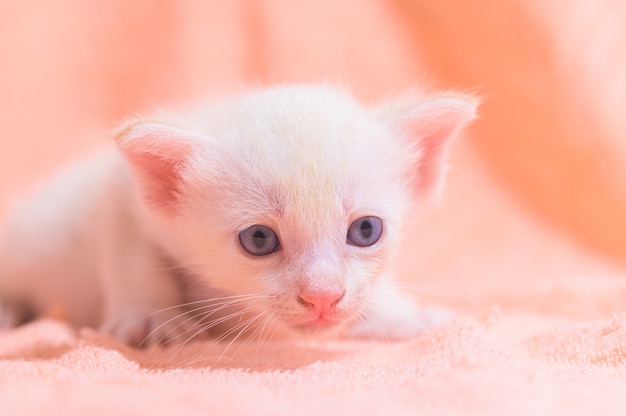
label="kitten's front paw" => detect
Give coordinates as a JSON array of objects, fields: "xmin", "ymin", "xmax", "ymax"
[
  {"xmin": 348, "ymin": 305, "xmax": 451, "ymax": 341},
  {"xmin": 100, "ymin": 306, "xmax": 203, "ymax": 347},
  {"xmin": 346, "ymin": 279, "xmax": 453, "ymax": 341}
]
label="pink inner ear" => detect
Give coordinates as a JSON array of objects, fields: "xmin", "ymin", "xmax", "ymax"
[
  {"xmin": 401, "ymin": 97, "xmax": 478, "ymax": 198},
  {"xmin": 123, "ymin": 152, "xmax": 185, "ymax": 210},
  {"xmin": 116, "ymin": 123, "xmax": 199, "ymax": 212}
]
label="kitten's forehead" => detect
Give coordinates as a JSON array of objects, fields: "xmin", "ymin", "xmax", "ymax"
[
  {"xmin": 205, "ymin": 88, "xmax": 410, "ymax": 236},
  {"xmin": 226, "ymin": 86, "xmax": 401, "ymax": 174},
  {"xmin": 230, "ymin": 86, "xmax": 370, "ymax": 145}
]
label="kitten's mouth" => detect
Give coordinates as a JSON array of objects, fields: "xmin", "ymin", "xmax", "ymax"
[{"xmin": 293, "ymin": 316, "xmax": 342, "ymax": 331}]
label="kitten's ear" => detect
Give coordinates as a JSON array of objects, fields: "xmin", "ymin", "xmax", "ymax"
[
  {"xmin": 115, "ymin": 122, "xmax": 204, "ymax": 212},
  {"xmin": 394, "ymin": 95, "xmax": 478, "ymax": 198}
]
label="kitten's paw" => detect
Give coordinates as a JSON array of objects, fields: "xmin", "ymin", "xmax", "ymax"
[
  {"xmin": 100, "ymin": 306, "xmax": 204, "ymax": 348},
  {"xmin": 348, "ymin": 289, "xmax": 452, "ymax": 341},
  {"xmin": 348, "ymin": 305, "xmax": 452, "ymax": 341}
]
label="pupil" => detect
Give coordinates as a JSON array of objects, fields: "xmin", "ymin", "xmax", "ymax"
[
  {"xmin": 360, "ymin": 220, "xmax": 373, "ymax": 239},
  {"xmin": 252, "ymin": 230, "xmax": 266, "ymax": 249}
]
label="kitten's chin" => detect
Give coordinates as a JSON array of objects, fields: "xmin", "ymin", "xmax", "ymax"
[{"xmin": 284, "ymin": 317, "xmax": 350, "ymax": 339}]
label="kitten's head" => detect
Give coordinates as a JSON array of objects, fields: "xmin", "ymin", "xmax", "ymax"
[{"xmin": 116, "ymin": 85, "xmax": 477, "ymax": 337}]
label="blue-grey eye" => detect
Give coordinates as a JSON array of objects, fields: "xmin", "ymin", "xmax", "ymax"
[
  {"xmin": 347, "ymin": 216, "xmax": 383, "ymax": 247},
  {"xmin": 239, "ymin": 224, "xmax": 280, "ymax": 256}
]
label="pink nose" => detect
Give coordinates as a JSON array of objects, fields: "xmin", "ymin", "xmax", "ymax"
[{"xmin": 297, "ymin": 289, "xmax": 345, "ymax": 313}]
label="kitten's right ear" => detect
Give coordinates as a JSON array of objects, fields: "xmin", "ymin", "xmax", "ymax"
[
  {"xmin": 391, "ymin": 95, "xmax": 479, "ymax": 199},
  {"xmin": 115, "ymin": 122, "xmax": 204, "ymax": 212}
]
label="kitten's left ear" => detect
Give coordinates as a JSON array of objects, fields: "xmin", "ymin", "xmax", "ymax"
[
  {"xmin": 394, "ymin": 95, "xmax": 479, "ymax": 198},
  {"xmin": 115, "ymin": 121, "xmax": 205, "ymax": 213}
]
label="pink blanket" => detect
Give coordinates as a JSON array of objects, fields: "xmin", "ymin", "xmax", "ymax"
[{"xmin": 2, "ymin": 1, "xmax": 626, "ymax": 414}]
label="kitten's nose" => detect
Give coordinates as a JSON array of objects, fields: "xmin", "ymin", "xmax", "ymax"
[{"xmin": 297, "ymin": 289, "xmax": 345, "ymax": 313}]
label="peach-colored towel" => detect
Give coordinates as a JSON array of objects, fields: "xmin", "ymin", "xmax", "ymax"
[{"xmin": 2, "ymin": 1, "xmax": 626, "ymax": 414}]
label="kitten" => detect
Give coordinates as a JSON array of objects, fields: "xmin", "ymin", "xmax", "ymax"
[{"xmin": 0, "ymin": 85, "xmax": 477, "ymax": 346}]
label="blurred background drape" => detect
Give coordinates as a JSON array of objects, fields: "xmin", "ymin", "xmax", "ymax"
[{"xmin": 1, "ymin": 0, "xmax": 624, "ymax": 311}]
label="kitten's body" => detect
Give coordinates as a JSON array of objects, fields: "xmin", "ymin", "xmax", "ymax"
[{"xmin": 0, "ymin": 85, "xmax": 476, "ymax": 346}]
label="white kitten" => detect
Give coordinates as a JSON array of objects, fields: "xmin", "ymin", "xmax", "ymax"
[{"xmin": 0, "ymin": 85, "xmax": 477, "ymax": 346}]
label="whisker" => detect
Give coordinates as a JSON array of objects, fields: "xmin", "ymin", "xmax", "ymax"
[
  {"xmin": 168, "ymin": 300, "xmax": 268, "ymax": 355},
  {"xmin": 208, "ymin": 300, "xmax": 281, "ymax": 361},
  {"xmin": 181, "ymin": 310, "xmax": 266, "ymax": 368},
  {"xmin": 257, "ymin": 311, "xmax": 279, "ymax": 343},
  {"xmin": 165, "ymin": 309, "xmax": 259, "ymax": 368},
  {"xmin": 232, "ymin": 310, "xmax": 283, "ymax": 368},
  {"xmin": 143, "ymin": 294, "xmax": 271, "ymax": 317},
  {"xmin": 219, "ymin": 311, "xmax": 268, "ymax": 362},
  {"xmin": 196, "ymin": 304, "xmax": 260, "ymax": 332},
  {"xmin": 139, "ymin": 294, "xmax": 273, "ymax": 350},
  {"xmin": 139, "ymin": 295, "xmax": 267, "ymax": 347},
  {"xmin": 354, "ymin": 306, "xmax": 389, "ymax": 342}
]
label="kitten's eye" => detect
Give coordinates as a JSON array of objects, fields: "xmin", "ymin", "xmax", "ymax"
[
  {"xmin": 347, "ymin": 216, "xmax": 383, "ymax": 247},
  {"xmin": 239, "ymin": 224, "xmax": 280, "ymax": 256}
]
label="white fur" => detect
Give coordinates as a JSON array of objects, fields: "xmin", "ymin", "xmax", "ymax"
[{"xmin": 0, "ymin": 85, "xmax": 477, "ymax": 346}]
